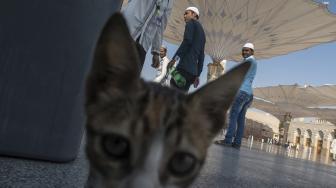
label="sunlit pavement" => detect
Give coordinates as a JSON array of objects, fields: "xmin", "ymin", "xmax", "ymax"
[
  {"xmin": 242, "ymin": 139, "xmax": 335, "ymax": 166},
  {"xmin": 191, "ymin": 141, "xmax": 336, "ymax": 188},
  {"xmin": 0, "ymin": 139, "xmax": 335, "ymax": 188}
]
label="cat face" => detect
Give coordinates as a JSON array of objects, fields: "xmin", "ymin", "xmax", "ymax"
[{"xmin": 85, "ymin": 13, "xmax": 250, "ymax": 188}]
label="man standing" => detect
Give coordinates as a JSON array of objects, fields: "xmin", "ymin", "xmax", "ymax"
[
  {"xmin": 122, "ymin": 0, "xmax": 174, "ymax": 71},
  {"xmin": 153, "ymin": 45, "xmax": 170, "ymax": 85},
  {"xmin": 216, "ymin": 43, "xmax": 257, "ymax": 149},
  {"xmin": 168, "ymin": 6, "xmax": 206, "ymax": 92},
  {"xmin": 331, "ymin": 136, "xmax": 336, "ymax": 161}
]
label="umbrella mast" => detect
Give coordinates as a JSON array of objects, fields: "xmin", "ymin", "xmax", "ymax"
[{"xmin": 207, "ymin": 59, "xmax": 227, "ymax": 82}]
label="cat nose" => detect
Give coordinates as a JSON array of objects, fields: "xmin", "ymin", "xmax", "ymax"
[{"xmin": 120, "ymin": 170, "xmax": 160, "ymax": 188}]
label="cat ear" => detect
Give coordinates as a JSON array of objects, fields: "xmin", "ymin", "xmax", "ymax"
[
  {"xmin": 187, "ymin": 62, "xmax": 251, "ymax": 136},
  {"xmin": 86, "ymin": 13, "xmax": 142, "ymax": 103}
]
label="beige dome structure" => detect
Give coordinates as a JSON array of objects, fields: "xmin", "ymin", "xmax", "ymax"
[
  {"xmin": 251, "ymin": 84, "xmax": 336, "ymax": 144},
  {"xmin": 246, "ymin": 109, "xmax": 280, "ymax": 133}
]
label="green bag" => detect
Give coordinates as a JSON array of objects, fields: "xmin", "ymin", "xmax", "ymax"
[{"xmin": 169, "ymin": 67, "xmax": 186, "ymax": 88}]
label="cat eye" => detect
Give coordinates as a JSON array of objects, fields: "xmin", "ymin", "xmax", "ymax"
[
  {"xmin": 168, "ymin": 152, "xmax": 197, "ymax": 176},
  {"xmin": 102, "ymin": 134, "xmax": 130, "ymax": 160}
]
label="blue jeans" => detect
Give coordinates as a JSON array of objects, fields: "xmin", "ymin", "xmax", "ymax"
[{"xmin": 224, "ymin": 90, "xmax": 253, "ymax": 145}]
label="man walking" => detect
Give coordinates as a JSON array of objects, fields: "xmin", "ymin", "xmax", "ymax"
[
  {"xmin": 168, "ymin": 6, "xmax": 206, "ymax": 92},
  {"xmin": 216, "ymin": 43, "xmax": 257, "ymax": 149},
  {"xmin": 122, "ymin": 0, "xmax": 174, "ymax": 71}
]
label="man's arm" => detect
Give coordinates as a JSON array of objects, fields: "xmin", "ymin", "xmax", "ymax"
[
  {"xmin": 122, "ymin": 0, "xmax": 157, "ymax": 39},
  {"xmin": 197, "ymin": 52, "xmax": 204, "ymax": 77},
  {"xmin": 192, "ymin": 51, "xmax": 204, "ymax": 88}
]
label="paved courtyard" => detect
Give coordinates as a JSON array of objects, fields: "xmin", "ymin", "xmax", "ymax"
[{"xmin": 0, "ymin": 140, "xmax": 335, "ymax": 188}]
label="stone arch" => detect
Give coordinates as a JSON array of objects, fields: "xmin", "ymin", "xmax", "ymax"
[
  {"xmin": 326, "ymin": 132, "xmax": 334, "ymax": 150},
  {"xmin": 304, "ymin": 129, "xmax": 312, "ymax": 147},
  {"xmin": 315, "ymin": 130, "xmax": 324, "ymax": 153},
  {"xmin": 327, "ymin": 132, "xmax": 333, "ymax": 140},
  {"xmin": 316, "ymin": 130, "xmax": 324, "ymax": 140},
  {"xmin": 293, "ymin": 128, "xmax": 301, "ymax": 145}
]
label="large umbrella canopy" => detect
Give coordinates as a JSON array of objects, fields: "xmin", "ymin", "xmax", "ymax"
[
  {"xmin": 254, "ymin": 84, "xmax": 336, "ymax": 107},
  {"xmin": 164, "ymin": 0, "xmax": 336, "ymax": 62},
  {"xmin": 252, "ymin": 84, "xmax": 336, "ymax": 124},
  {"xmin": 304, "ymin": 84, "xmax": 336, "ymax": 105}
]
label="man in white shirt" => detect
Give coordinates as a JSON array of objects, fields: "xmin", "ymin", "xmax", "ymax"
[
  {"xmin": 331, "ymin": 137, "xmax": 336, "ymax": 161},
  {"xmin": 153, "ymin": 46, "xmax": 170, "ymax": 85}
]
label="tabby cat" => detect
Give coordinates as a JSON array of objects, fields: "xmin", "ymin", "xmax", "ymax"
[{"xmin": 85, "ymin": 13, "xmax": 250, "ymax": 188}]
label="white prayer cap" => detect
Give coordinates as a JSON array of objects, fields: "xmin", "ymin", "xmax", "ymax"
[
  {"xmin": 243, "ymin": 42, "xmax": 254, "ymax": 50},
  {"xmin": 161, "ymin": 45, "xmax": 167, "ymax": 49},
  {"xmin": 243, "ymin": 43, "xmax": 254, "ymax": 50},
  {"xmin": 185, "ymin": 7, "xmax": 200, "ymax": 17}
]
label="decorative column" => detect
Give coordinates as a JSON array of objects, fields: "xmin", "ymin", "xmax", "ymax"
[
  {"xmin": 207, "ymin": 60, "xmax": 226, "ymax": 82},
  {"xmin": 279, "ymin": 112, "xmax": 292, "ymax": 145}
]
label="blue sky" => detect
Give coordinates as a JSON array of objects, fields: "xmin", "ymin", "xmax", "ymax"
[{"xmin": 141, "ymin": 0, "xmax": 336, "ymax": 90}]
